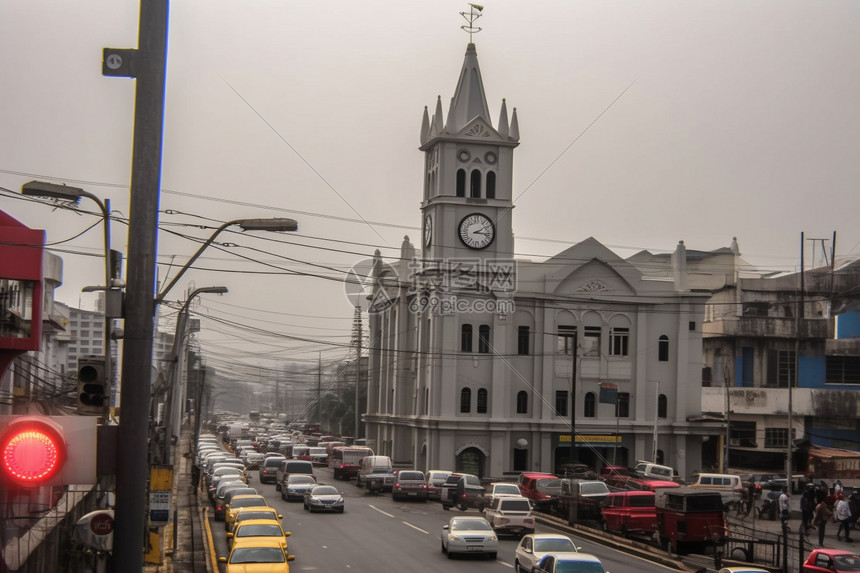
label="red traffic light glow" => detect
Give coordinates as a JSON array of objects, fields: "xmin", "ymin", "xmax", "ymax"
[{"xmin": 0, "ymin": 417, "xmax": 66, "ymax": 487}]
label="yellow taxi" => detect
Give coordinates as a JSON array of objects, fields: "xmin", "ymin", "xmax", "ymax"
[
  {"xmin": 226, "ymin": 519, "xmax": 291, "ymax": 550},
  {"xmin": 219, "ymin": 537, "xmax": 295, "ymax": 572},
  {"xmin": 225, "ymin": 494, "xmax": 269, "ymax": 531},
  {"xmin": 229, "ymin": 506, "xmax": 283, "ymax": 534}
]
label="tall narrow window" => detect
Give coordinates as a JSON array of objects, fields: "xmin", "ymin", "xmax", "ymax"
[
  {"xmin": 658, "ymin": 394, "xmax": 668, "ymax": 418},
  {"xmin": 557, "ymin": 326, "xmax": 576, "ymax": 355},
  {"xmin": 478, "ymin": 325, "xmax": 490, "ymax": 354},
  {"xmin": 609, "ymin": 327, "xmax": 629, "ymax": 356},
  {"xmin": 518, "ymin": 326, "xmax": 530, "ymax": 355},
  {"xmin": 777, "ymin": 350, "xmax": 796, "ymax": 387},
  {"xmin": 486, "ymin": 172, "xmax": 496, "ymax": 199},
  {"xmin": 456, "ymin": 169, "xmax": 466, "ymax": 197},
  {"xmin": 477, "ymin": 388, "xmax": 488, "ymax": 413},
  {"xmin": 516, "ymin": 391, "xmax": 528, "ymax": 414},
  {"xmin": 584, "ymin": 392, "xmax": 596, "ymax": 418},
  {"xmin": 460, "ymin": 388, "xmax": 471, "ymax": 413},
  {"xmin": 615, "ymin": 392, "xmax": 630, "ymax": 417},
  {"xmin": 461, "ymin": 324, "xmax": 473, "ymax": 352},
  {"xmin": 555, "ymin": 391, "xmax": 569, "ymax": 417},
  {"xmin": 583, "ymin": 326, "xmax": 601, "ymax": 356},
  {"xmin": 470, "ymin": 170, "xmax": 481, "ymax": 198},
  {"xmin": 658, "ymin": 335, "xmax": 669, "ymax": 362}
]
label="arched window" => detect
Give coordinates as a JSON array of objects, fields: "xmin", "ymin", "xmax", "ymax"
[
  {"xmin": 486, "ymin": 171, "xmax": 496, "ymax": 199},
  {"xmin": 584, "ymin": 392, "xmax": 596, "ymax": 418},
  {"xmin": 516, "ymin": 391, "xmax": 528, "ymax": 414},
  {"xmin": 658, "ymin": 394, "xmax": 668, "ymax": 418},
  {"xmin": 470, "ymin": 170, "xmax": 481, "ymax": 198},
  {"xmin": 477, "ymin": 388, "xmax": 488, "ymax": 413},
  {"xmin": 461, "ymin": 324, "xmax": 473, "ymax": 352},
  {"xmin": 460, "ymin": 388, "xmax": 471, "ymax": 413},
  {"xmin": 658, "ymin": 335, "xmax": 669, "ymax": 362},
  {"xmin": 478, "ymin": 325, "xmax": 490, "ymax": 353},
  {"xmin": 456, "ymin": 169, "xmax": 466, "ymax": 197},
  {"xmin": 456, "ymin": 447, "xmax": 485, "ymax": 477}
]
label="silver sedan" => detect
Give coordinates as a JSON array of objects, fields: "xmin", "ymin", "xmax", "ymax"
[{"xmin": 440, "ymin": 516, "xmax": 499, "ymax": 560}]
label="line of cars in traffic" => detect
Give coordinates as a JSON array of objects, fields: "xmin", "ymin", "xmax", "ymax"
[{"xmin": 195, "ymin": 433, "xmax": 299, "ymax": 572}]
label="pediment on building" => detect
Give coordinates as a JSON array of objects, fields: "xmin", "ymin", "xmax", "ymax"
[
  {"xmin": 452, "ymin": 117, "xmax": 502, "ymax": 142},
  {"xmin": 541, "ymin": 237, "xmax": 642, "ymax": 296}
]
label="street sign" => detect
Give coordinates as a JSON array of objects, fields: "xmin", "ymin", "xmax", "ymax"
[
  {"xmin": 149, "ymin": 490, "xmax": 171, "ymax": 524},
  {"xmin": 90, "ymin": 512, "xmax": 114, "ymax": 536}
]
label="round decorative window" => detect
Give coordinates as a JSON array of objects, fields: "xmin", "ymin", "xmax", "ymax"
[
  {"xmin": 484, "ymin": 151, "xmax": 497, "ymax": 165},
  {"xmin": 457, "ymin": 149, "xmax": 471, "ymax": 162}
]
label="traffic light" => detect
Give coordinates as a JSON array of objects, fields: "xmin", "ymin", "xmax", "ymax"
[
  {"xmin": 0, "ymin": 416, "xmax": 66, "ymax": 487},
  {"xmin": 77, "ymin": 356, "xmax": 107, "ymax": 415},
  {"xmin": 0, "ymin": 415, "xmax": 97, "ymax": 488}
]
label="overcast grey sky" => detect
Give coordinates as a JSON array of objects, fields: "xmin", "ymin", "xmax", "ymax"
[{"xmin": 2, "ymin": 0, "xmax": 859, "ymax": 370}]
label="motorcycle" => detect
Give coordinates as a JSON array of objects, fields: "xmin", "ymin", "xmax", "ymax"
[{"xmin": 759, "ymin": 497, "xmax": 776, "ymax": 520}]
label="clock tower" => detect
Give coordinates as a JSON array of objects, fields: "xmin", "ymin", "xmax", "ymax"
[{"xmin": 419, "ymin": 42, "xmax": 519, "ymax": 265}]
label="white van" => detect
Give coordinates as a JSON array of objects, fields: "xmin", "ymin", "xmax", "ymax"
[
  {"xmin": 688, "ymin": 473, "xmax": 742, "ymax": 490},
  {"xmin": 356, "ymin": 455, "xmax": 395, "ymax": 489},
  {"xmin": 633, "ymin": 461, "xmax": 675, "ymax": 481}
]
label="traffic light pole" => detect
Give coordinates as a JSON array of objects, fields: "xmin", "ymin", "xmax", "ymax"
[{"xmin": 112, "ymin": 0, "xmax": 168, "ymax": 569}]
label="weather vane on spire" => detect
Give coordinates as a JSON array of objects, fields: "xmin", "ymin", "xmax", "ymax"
[{"xmin": 460, "ymin": 3, "xmax": 484, "ymax": 43}]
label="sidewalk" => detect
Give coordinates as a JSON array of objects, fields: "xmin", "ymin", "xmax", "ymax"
[
  {"xmin": 144, "ymin": 424, "xmax": 208, "ymax": 572},
  {"xmin": 732, "ymin": 481, "xmax": 860, "ymax": 554}
]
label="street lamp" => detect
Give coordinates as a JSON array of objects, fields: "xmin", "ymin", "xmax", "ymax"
[
  {"xmin": 154, "ymin": 218, "xmax": 298, "ymax": 305},
  {"xmin": 160, "ymin": 286, "xmax": 227, "ymax": 463},
  {"xmin": 22, "ymin": 180, "xmax": 115, "ymax": 417}
]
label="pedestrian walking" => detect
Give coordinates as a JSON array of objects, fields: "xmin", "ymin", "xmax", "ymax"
[
  {"xmin": 814, "ymin": 498, "xmax": 834, "ymax": 547},
  {"xmin": 834, "ymin": 479, "xmax": 844, "ymax": 496},
  {"xmin": 802, "ymin": 488, "xmax": 815, "ymax": 532},
  {"xmin": 849, "ymin": 491, "xmax": 860, "ymax": 531},
  {"xmin": 816, "ymin": 483, "xmax": 828, "ymax": 505},
  {"xmin": 779, "ymin": 487, "xmax": 791, "ymax": 534},
  {"xmin": 836, "ymin": 494, "xmax": 853, "ymax": 542}
]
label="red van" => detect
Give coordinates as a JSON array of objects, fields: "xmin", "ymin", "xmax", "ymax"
[{"xmin": 601, "ymin": 491, "xmax": 656, "ymax": 536}]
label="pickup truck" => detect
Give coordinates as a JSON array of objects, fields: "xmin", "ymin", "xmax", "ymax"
[
  {"xmin": 440, "ymin": 473, "xmax": 485, "ymax": 511},
  {"xmin": 483, "ymin": 496, "xmax": 535, "ymax": 538},
  {"xmin": 556, "ymin": 479, "xmax": 610, "ymax": 523}
]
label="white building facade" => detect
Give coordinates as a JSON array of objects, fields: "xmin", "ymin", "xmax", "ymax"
[{"xmin": 364, "ymin": 42, "xmax": 718, "ymax": 480}]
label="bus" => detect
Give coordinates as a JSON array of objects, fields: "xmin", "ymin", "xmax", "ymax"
[
  {"xmin": 248, "ymin": 411, "xmax": 261, "ymax": 423},
  {"xmin": 329, "ymin": 446, "xmax": 374, "ymax": 480}
]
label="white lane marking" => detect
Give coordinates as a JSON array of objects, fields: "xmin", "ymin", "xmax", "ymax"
[
  {"xmin": 497, "ymin": 561, "xmax": 514, "ymax": 568},
  {"xmin": 368, "ymin": 504, "xmax": 395, "ymax": 518},
  {"xmin": 402, "ymin": 520, "xmax": 429, "ymax": 534}
]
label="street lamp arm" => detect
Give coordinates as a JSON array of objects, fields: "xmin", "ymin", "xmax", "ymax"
[
  {"xmin": 153, "ymin": 217, "xmax": 297, "ymax": 306},
  {"xmin": 155, "ymin": 221, "xmax": 233, "ymax": 306}
]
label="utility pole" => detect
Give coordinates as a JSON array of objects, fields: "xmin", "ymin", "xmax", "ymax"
[
  {"xmin": 353, "ymin": 305, "xmax": 362, "ymax": 440},
  {"xmin": 110, "ymin": 0, "xmax": 169, "ymax": 568},
  {"xmin": 787, "ymin": 232, "xmax": 804, "ymax": 494}
]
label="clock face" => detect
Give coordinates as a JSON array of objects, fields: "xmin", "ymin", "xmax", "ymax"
[
  {"xmin": 423, "ymin": 214, "xmax": 432, "ymax": 247},
  {"xmin": 458, "ymin": 213, "xmax": 495, "ymax": 250}
]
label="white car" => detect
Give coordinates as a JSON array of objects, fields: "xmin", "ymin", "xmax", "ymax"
[
  {"xmin": 487, "ymin": 482, "xmax": 523, "ymax": 503},
  {"xmin": 441, "ymin": 516, "xmax": 498, "ymax": 560},
  {"xmin": 530, "ymin": 552, "xmax": 605, "ymax": 573},
  {"xmin": 513, "ymin": 533, "xmax": 579, "ymax": 573},
  {"xmin": 483, "ymin": 496, "xmax": 535, "ymax": 538}
]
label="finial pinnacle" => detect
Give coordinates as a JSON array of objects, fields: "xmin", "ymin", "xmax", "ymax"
[{"xmin": 460, "ymin": 3, "xmax": 484, "ymax": 43}]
